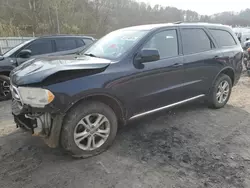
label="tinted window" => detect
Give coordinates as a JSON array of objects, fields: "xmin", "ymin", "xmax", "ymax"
[
  {"xmin": 25, "ymin": 40, "xmax": 53, "ymax": 56},
  {"xmin": 209, "ymin": 29, "xmax": 236, "ymax": 47},
  {"xmin": 76, "ymin": 39, "xmax": 85, "ymax": 47},
  {"xmin": 181, "ymin": 28, "xmax": 213, "ymax": 55},
  {"xmin": 143, "ymin": 30, "xmax": 178, "ymax": 59},
  {"xmin": 83, "ymin": 38, "xmax": 94, "ymax": 46},
  {"xmin": 55, "ymin": 38, "xmax": 77, "ymax": 52}
]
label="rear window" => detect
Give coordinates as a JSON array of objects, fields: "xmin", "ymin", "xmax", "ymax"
[{"xmin": 209, "ymin": 29, "xmax": 237, "ymax": 47}]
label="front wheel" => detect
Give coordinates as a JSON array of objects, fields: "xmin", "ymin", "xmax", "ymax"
[
  {"xmin": 0, "ymin": 75, "xmax": 11, "ymax": 101},
  {"xmin": 208, "ymin": 74, "xmax": 232, "ymax": 109},
  {"xmin": 61, "ymin": 101, "xmax": 118, "ymax": 158}
]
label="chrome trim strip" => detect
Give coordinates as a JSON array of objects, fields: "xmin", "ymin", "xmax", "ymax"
[{"xmin": 129, "ymin": 94, "xmax": 205, "ymax": 120}]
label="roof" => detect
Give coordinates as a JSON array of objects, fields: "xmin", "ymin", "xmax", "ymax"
[
  {"xmin": 121, "ymin": 22, "xmax": 231, "ymax": 31},
  {"xmin": 38, "ymin": 35, "xmax": 95, "ymax": 40}
]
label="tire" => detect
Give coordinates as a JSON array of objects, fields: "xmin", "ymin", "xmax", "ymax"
[
  {"xmin": 61, "ymin": 101, "xmax": 118, "ymax": 158},
  {"xmin": 0, "ymin": 75, "xmax": 11, "ymax": 101},
  {"xmin": 208, "ymin": 74, "xmax": 232, "ymax": 109}
]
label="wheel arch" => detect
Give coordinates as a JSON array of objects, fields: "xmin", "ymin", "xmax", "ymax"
[
  {"xmin": 64, "ymin": 93, "xmax": 127, "ymax": 126},
  {"xmin": 214, "ymin": 67, "xmax": 235, "ymax": 86},
  {"xmin": 220, "ymin": 67, "xmax": 235, "ymax": 85},
  {"xmin": 207, "ymin": 67, "xmax": 235, "ymax": 96}
]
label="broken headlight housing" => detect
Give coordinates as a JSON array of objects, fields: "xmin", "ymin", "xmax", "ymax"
[{"xmin": 18, "ymin": 87, "xmax": 55, "ymax": 108}]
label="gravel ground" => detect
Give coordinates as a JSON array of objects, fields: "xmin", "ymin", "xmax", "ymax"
[{"xmin": 1, "ymin": 75, "xmax": 250, "ymax": 188}]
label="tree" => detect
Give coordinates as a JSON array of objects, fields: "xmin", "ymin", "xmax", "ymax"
[{"xmin": 0, "ymin": 0, "xmax": 249, "ymax": 37}]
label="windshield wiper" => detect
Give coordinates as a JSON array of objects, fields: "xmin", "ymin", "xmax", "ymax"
[{"xmin": 84, "ymin": 53, "xmax": 97, "ymax": 57}]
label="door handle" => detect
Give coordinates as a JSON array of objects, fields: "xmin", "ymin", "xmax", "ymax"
[{"xmin": 172, "ymin": 63, "xmax": 183, "ymax": 67}]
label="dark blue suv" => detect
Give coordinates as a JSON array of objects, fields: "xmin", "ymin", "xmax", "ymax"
[{"xmin": 10, "ymin": 23, "xmax": 243, "ymax": 158}]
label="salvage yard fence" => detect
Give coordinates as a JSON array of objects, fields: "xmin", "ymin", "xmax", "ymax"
[{"xmin": 0, "ymin": 37, "xmax": 34, "ymax": 54}]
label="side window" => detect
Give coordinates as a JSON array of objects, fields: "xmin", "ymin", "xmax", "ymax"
[
  {"xmin": 83, "ymin": 38, "xmax": 94, "ymax": 46},
  {"xmin": 25, "ymin": 40, "xmax": 53, "ymax": 56},
  {"xmin": 209, "ymin": 29, "xmax": 237, "ymax": 47},
  {"xmin": 181, "ymin": 28, "xmax": 213, "ymax": 55},
  {"xmin": 76, "ymin": 39, "xmax": 85, "ymax": 47},
  {"xmin": 143, "ymin": 30, "xmax": 178, "ymax": 59},
  {"xmin": 55, "ymin": 38, "xmax": 77, "ymax": 52}
]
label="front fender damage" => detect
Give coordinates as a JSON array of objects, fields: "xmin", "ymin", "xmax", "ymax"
[{"xmin": 43, "ymin": 114, "xmax": 64, "ymax": 148}]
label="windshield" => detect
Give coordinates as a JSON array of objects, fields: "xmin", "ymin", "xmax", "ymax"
[
  {"xmin": 84, "ymin": 30, "xmax": 148, "ymax": 60},
  {"xmin": 3, "ymin": 39, "xmax": 34, "ymax": 57}
]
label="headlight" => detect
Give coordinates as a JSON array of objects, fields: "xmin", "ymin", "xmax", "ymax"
[{"xmin": 18, "ymin": 87, "xmax": 55, "ymax": 108}]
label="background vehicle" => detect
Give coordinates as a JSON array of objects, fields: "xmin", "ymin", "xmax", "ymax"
[
  {"xmin": 11, "ymin": 23, "xmax": 243, "ymax": 158},
  {"xmin": 234, "ymin": 27, "xmax": 250, "ymax": 47},
  {"xmin": 244, "ymin": 48, "xmax": 250, "ymax": 76},
  {"xmin": 0, "ymin": 35, "xmax": 95, "ymax": 101},
  {"xmin": 244, "ymin": 40, "xmax": 250, "ymax": 49}
]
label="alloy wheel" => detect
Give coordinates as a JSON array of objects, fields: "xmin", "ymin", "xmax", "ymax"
[
  {"xmin": 216, "ymin": 80, "xmax": 230, "ymax": 104},
  {"xmin": 0, "ymin": 80, "xmax": 10, "ymax": 98},
  {"xmin": 74, "ymin": 113, "xmax": 111, "ymax": 151}
]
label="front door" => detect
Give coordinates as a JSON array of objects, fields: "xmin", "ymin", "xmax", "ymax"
[{"xmin": 125, "ymin": 29, "xmax": 185, "ymax": 117}]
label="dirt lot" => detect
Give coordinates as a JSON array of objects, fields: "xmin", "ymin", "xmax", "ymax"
[{"xmin": 1, "ymin": 75, "xmax": 250, "ymax": 188}]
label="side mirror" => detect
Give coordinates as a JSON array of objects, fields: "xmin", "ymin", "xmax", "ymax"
[
  {"xmin": 18, "ymin": 49, "xmax": 31, "ymax": 58},
  {"xmin": 136, "ymin": 48, "xmax": 160, "ymax": 63},
  {"xmin": 0, "ymin": 55, "xmax": 4, "ymax": 61},
  {"xmin": 246, "ymin": 38, "xmax": 250, "ymax": 41}
]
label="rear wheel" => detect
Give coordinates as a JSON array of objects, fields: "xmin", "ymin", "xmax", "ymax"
[
  {"xmin": 208, "ymin": 74, "xmax": 232, "ymax": 109},
  {"xmin": 0, "ymin": 75, "xmax": 11, "ymax": 101},
  {"xmin": 61, "ymin": 101, "xmax": 118, "ymax": 158}
]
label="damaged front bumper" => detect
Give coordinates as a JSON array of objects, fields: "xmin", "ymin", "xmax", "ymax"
[{"xmin": 12, "ymin": 99, "xmax": 65, "ymax": 148}]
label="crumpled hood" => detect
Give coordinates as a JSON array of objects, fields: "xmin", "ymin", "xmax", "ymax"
[{"xmin": 10, "ymin": 55, "xmax": 111, "ymax": 86}]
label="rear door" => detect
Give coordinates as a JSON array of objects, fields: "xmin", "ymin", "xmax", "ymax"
[{"xmin": 180, "ymin": 27, "xmax": 223, "ymax": 99}]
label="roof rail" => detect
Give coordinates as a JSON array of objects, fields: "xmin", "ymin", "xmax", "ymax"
[{"xmin": 174, "ymin": 21, "xmax": 182, "ymax": 24}]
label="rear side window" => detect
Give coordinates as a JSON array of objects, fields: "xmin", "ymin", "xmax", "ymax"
[
  {"xmin": 143, "ymin": 30, "xmax": 178, "ymax": 59},
  {"xmin": 76, "ymin": 39, "xmax": 85, "ymax": 47},
  {"xmin": 83, "ymin": 38, "xmax": 94, "ymax": 46},
  {"xmin": 209, "ymin": 29, "xmax": 236, "ymax": 47},
  {"xmin": 25, "ymin": 40, "xmax": 53, "ymax": 56},
  {"xmin": 181, "ymin": 28, "xmax": 213, "ymax": 55},
  {"xmin": 55, "ymin": 38, "xmax": 77, "ymax": 52}
]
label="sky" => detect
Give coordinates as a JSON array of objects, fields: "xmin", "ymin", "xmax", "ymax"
[{"xmin": 138, "ymin": 0, "xmax": 250, "ymax": 15}]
